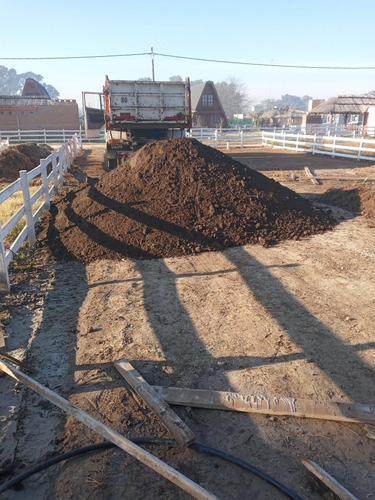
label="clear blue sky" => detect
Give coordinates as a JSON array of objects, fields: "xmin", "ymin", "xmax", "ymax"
[{"xmin": 1, "ymin": 0, "xmax": 375, "ymax": 107}]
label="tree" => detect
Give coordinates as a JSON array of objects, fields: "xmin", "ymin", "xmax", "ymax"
[
  {"xmin": 214, "ymin": 78, "xmax": 251, "ymax": 119},
  {"xmin": 258, "ymin": 94, "xmax": 312, "ymax": 112},
  {"xmin": 0, "ymin": 65, "xmax": 59, "ymax": 99},
  {"xmin": 190, "ymin": 79, "xmax": 204, "ymax": 86}
]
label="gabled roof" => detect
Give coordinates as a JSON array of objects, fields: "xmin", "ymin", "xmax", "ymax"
[
  {"xmin": 261, "ymin": 108, "xmax": 306, "ymax": 119},
  {"xmin": 190, "ymin": 82, "xmax": 207, "ymax": 110},
  {"xmin": 310, "ymin": 95, "xmax": 375, "ymax": 114},
  {"xmin": 190, "ymin": 81, "xmax": 226, "ymax": 116},
  {"xmin": 22, "ymin": 78, "xmax": 51, "ymax": 98}
]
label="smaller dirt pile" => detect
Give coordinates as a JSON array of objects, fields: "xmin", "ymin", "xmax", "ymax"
[
  {"xmin": 0, "ymin": 143, "xmax": 53, "ymax": 182},
  {"xmin": 39, "ymin": 138, "xmax": 334, "ymax": 262}
]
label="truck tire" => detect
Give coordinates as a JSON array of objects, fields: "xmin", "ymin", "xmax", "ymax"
[{"xmin": 107, "ymin": 158, "xmax": 117, "ymax": 170}]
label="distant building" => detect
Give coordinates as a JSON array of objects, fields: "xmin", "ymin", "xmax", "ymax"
[
  {"xmin": 0, "ymin": 78, "xmax": 79, "ymax": 132},
  {"xmin": 190, "ymin": 81, "xmax": 228, "ymax": 128},
  {"xmin": 259, "ymin": 107, "xmax": 306, "ymax": 128},
  {"xmin": 22, "ymin": 78, "xmax": 51, "ymax": 98},
  {"xmin": 307, "ymin": 95, "xmax": 375, "ymax": 131}
]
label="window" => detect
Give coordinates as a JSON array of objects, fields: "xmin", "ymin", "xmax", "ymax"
[{"xmin": 202, "ymin": 94, "xmax": 213, "ymax": 107}]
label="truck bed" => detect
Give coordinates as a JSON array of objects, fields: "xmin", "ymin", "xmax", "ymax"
[{"xmin": 105, "ymin": 79, "xmax": 191, "ymax": 130}]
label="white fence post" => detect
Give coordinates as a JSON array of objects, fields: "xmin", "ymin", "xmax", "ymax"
[
  {"xmin": 295, "ymin": 133, "xmax": 299, "ymax": 151},
  {"xmin": 357, "ymin": 136, "xmax": 364, "ymax": 160},
  {"xmin": 332, "ymin": 136, "xmax": 337, "ymax": 157},
  {"xmin": 0, "ymin": 224, "xmax": 10, "ymax": 292},
  {"xmin": 40, "ymin": 159, "xmax": 50, "ymax": 210},
  {"xmin": 58, "ymin": 146, "xmax": 65, "ymax": 184},
  {"xmin": 312, "ymin": 134, "xmax": 317, "ymax": 154},
  {"xmin": 64, "ymin": 143, "xmax": 71, "ymax": 172},
  {"xmin": 51, "ymin": 152, "xmax": 59, "ymax": 194},
  {"xmin": 20, "ymin": 170, "xmax": 36, "ymax": 246},
  {"xmin": 214, "ymin": 129, "xmax": 218, "ymax": 149},
  {"xmin": 240, "ymin": 131, "xmax": 244, "ymax": 148},
  {"xmin": 73, "ymin": 134, "xmax": 78, "ymax": 157}
]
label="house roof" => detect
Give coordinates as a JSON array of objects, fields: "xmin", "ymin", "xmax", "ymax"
[
  {"xmin": 310, "ymin": 95, "xmax": 375, "ymax": 114},
  {"xmin": 190, "ymin": 82, "xmax": 208, "ymax": 110},
  {"xmin": 0, "ymin": 96, "xmax": 53, "ymax": 106},
  {"xmin": 22, "ymin": 78, "xmax": 51, "ymax": 98},
  {"xmin": 190, "ymin": 81, "xmax": 227, "ymax": 117},
  {"xmin": 261, "ymin": 108, "xmax": 306, "ymax": 119}
]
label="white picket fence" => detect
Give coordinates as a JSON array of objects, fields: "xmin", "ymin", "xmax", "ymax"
[
  {"xmin": 262, "ymin": 131, "xmax": 375, "ymax": 161},
  {"xmin": 0, "ymin": 134, "xmax": 80, "ymax": 292},
  {"xmin": 0, "ymin": 129, "xmax": 85, "ymax": 144}
]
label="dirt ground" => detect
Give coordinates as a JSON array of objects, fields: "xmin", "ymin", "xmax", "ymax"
[{"xmin": 1, "ymin": 144, "xmax": 375, "ymax": 499}]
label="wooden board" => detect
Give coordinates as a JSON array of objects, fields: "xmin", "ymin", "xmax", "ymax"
[
  {"xmin": 304, "ymin": 166, "xmax": 320, "ymax": 185},
  {"xmin": 0, "ymin": 329, "xmax": 5, "ymax": 349},
  {"xmin": 302, "ymin": 460, "xmax": 358, "ymax": 500},
  {"xmin": 0, "ymin": 359, "xmax": 216, "ymax": 500},
  {"xmin": 115, "ymin": 358, "xmax": 195, "ymax": 447},
  {"xmin": 152, "ymin": 386, "xmax": 375, "ymax": 424}
]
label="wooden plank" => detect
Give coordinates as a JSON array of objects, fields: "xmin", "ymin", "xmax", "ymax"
[
  {"xmin": 302, "ymin": 460, "xmax": 358, "ymax": 500},
  {"xmin": 0, "ymin": 359, "xmax": 217, "ymax": 500},
  {"xmin": 114, "ymin": 358, "xmax": 195, "ymax": 447},
  {"xmin": 304, "ymin": 166, "xmax": 320, "ymax": 185},
  {"xmin": 152, "ymin": 386, "xmax": 375, "ymax": 424},
  {"xmin": 0, "ymin": 329, "xmax": 5, "ymax": 349}
]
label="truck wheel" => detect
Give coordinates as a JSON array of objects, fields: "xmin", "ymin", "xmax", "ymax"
[{"xmin": 107, "ymin": 158, "xmax": 117, "ymax": 170}]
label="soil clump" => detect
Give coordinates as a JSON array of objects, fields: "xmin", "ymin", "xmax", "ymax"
[
  {"xmin": 0, "ymin": 142, "xmax": 53, "ymax": 182},
  {"xmin": 37, "ymin": 138, "xmax": 334, "ymax": 262}
]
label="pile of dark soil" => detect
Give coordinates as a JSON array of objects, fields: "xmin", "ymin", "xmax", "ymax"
[
  {"xmin": 37, "ymin": 138, "xmax": 334, "ymax": 262},
  {"xmin": 320, "ymin": 185, "xmax": 375, "ymax": 220},
  {"xmin": 0, "ymin": 143, "xmax": 53, "ymax": 182}
]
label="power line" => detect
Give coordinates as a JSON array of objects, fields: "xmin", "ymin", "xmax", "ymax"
[
  {"xmin": 0, "ymin": 52, "xmax": 150, "ymax": 61},
  {"xmin": 155, "ymin": 52, "xmax": 375, "ymax": 70},
  {"xmin": 0, "ymin": 50, "xmax": 374, "ymax": 70}
]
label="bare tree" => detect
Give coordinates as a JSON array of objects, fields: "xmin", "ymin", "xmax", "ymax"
[{"xmin": 215, "ymin": 78, "xmax": 251, "ymax": 119}]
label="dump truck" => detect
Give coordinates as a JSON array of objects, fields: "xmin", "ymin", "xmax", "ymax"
[{"xmin": 82, "ymin": 76, "xmax": 192, "ymax": 169}]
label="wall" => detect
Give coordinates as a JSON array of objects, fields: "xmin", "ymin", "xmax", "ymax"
[
  {"xmin": 365, "ymin": 106, "xmax": 375, "ymax": 131},
  {"xmin": 0, "ymin": 100, "xmax": 80, "ymax": 131}
]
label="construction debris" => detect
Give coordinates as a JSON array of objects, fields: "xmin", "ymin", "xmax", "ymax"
[
  {"xmin": 152, "ymin": 386, "xmax": 375, "ymax": 424},
  {"xmin": 115, "ymin": 358, "xmax": 196, "ymax": 446},
  {"xmin": 0, "ymin": 358, "xmax": 217, "ymax": 500}
]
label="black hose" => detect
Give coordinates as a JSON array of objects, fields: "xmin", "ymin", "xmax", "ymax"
[
  {"xmin": 0, "ymin": 438, "xmax": 304, "ymax": 500},
  {"xmin": 190, "ymin": 442, "xmax": 304, "ymax": 500}
]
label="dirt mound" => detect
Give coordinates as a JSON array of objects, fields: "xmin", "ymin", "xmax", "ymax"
[
  {"xmin": 0, "ymin": 142, "xmax": 53, "ymax": 182},
  {"xmin": 37, "ymin": 138, "xmax": 334, "ymax": 262},
  {"xmin": 320, "ymin": 184, "xmax": 375, "ymax": 220}
]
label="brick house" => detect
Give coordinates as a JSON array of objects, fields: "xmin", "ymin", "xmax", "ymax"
[
  {"xmin": 0, "ymin": 79, "xmax": 79, "ymax": 132},
  {"xmin": 191, "ymin": 81, "xmax": 228, "ymax": 128}
]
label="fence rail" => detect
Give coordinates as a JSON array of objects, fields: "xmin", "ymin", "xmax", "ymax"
[
  {"xmin": 0, "ymin": 128, "xmax": 85, "ymax": 144},
  {"xmin": 262, "ymin": 131, "xmax": 375, "ymax": 161},
  {"xmin": 0, "ymin": 134, "xmax": 80, "ymax": 291}
]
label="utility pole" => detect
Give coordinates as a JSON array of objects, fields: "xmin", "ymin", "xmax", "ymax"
[{"xmin": 151, "ymin": 47, "xmax": 155, "ymax": 81}]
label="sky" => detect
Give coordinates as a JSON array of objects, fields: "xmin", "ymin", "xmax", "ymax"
[{"xmin": 1, "ymin": 0, "xmax": 375, "ymax": 109}]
